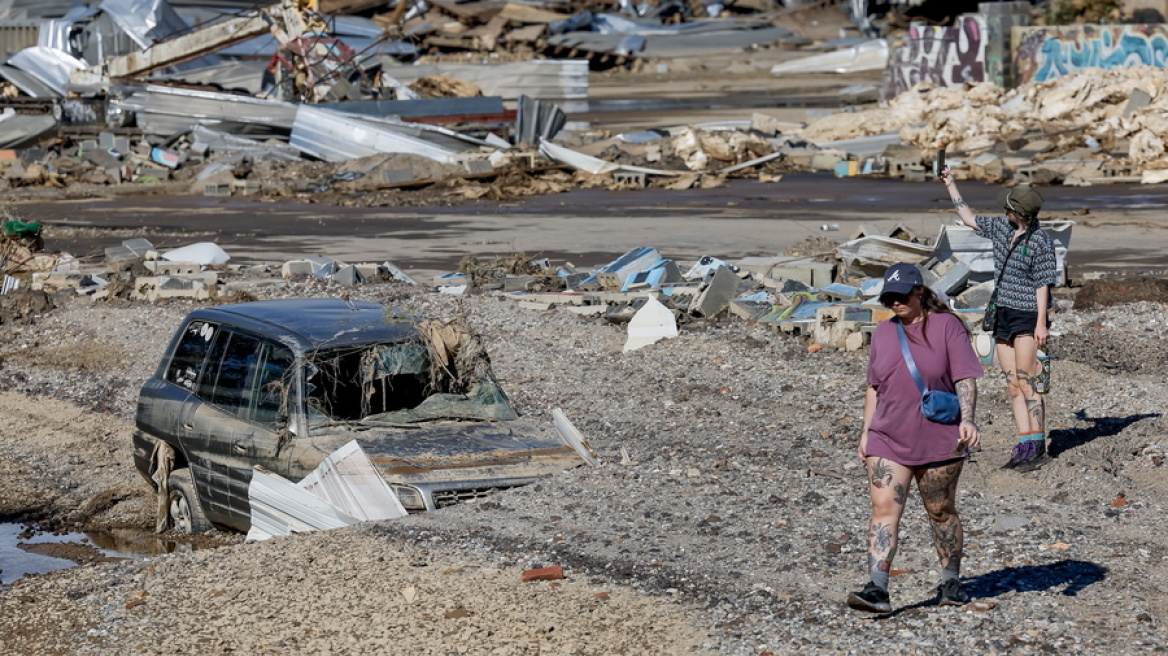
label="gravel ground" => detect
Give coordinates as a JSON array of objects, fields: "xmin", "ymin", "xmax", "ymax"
[{"xmin": 1, "ymin": 276, "xmax": 1167, "ymax": 655}]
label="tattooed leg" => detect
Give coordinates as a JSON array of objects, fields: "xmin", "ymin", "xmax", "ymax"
[
  {"xmin": 997, "ymin": 342, "xmax": 1033, "ymax": 435},
  {"xmin": 1012, "ymin": 335, "xmax": 1043, "ymax": 434},
  {"xmin": 864, "ymin": 457, "xmax": 913, "ymax": 588},
  {"xmin": 915, "ymin": 460, "xmax": 965, "ymax": 574}
]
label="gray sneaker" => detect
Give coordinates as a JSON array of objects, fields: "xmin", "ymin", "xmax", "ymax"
[
  {"xmin": 937, "ymin": 578, "xmax": 969, "ymax": 606},
  {"xmin": 846, "ymin": 582, "xmax": 891, "ymax": 613}
]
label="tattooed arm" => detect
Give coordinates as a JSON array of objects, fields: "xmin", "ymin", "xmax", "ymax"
[
  {"xmin": 858, "ymin": 385, "xmax": 878, "ymax": 462},
  {"xmin": 955, "ymin": 378, "xmax": 980, "ymax": 451}
]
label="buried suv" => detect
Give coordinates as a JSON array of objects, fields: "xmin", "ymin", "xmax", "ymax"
[{"xmin": 132, "ymin": 298, "xmax": 585, "ymax": 534}]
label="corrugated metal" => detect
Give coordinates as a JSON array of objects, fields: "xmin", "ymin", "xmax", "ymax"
[
  {"xmin": 381, "ymin": 59, "xmax": 589, "ymax": 101},
  {"xmin": 296, "ymin": 440, "xmax": 407, "ymax": 522},
  {"xmin": 148, "ymin": 59, "xmax": 266, "ymax": 94},
  {"xmin": 290, "ymin": 105, "xmax": 487, "ymax": 163},
  {"xmin": 245, "ymin": 467, "xmax": 359, "ymax": 542},
  {"xmin": 515, "ymin": 95, "xmax": 565, "ymax": 146},
  {"xmin": 190, "ymin": 125, "xmax": 303, "ymax": 161},
  {"xmin": 547, "ymin": 19, "xmax": 794, "ymax": 59},
  {"xmin": 78, "ymin": 13, "xmax": 142, "ymax": 67},
  {"xmin": 0, "ymin": 111, "xmax": 56, "ymax": 147},
  {"xmin": 98, "ymin": 0, "xmax": 191, "ymax": 49},
  {"xmin": 218, "ymin": 34, "xmax": 415, "ymax": 62},
  {"xmin": 0, "ymin": 20, "xmax": 39, "ymax": 56},
  {"xmin": 324, "ymin": 95, "xmax": 505, "ymax": 120},
  {"xmin": 6, "ymin": 45, "xmax": 86, "ymax": 95},
  {"xmin": 114, "ymin": 84, "xmax": 298, "ymax": 137},
  {"xmin": 0, "ymin": 62, "xmax": 53, "ymax": 96},
  {"xmin": 0, "ymin": 0, "xmax": 78, "ymax": 21},
  {"xmin": 98, "ymin": 0, "xmax": 218, "ymax": 72}
]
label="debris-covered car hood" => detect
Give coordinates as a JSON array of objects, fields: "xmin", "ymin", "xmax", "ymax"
[{"xmin": 294, "ymin": 420, "xmax": 584, "ymax": 485}]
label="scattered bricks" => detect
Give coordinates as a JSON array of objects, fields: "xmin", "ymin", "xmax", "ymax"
[
  {"xmin": 332, "ymin": 264, "xmax": 362, "ymax": 287},
  {"xmin": 931, "ymin": 260, "xmax": 972, "ymax": 296},
  {"xmin": 462, "ymin": 158, "xmax": 493, "ymax": 175},
  {"xmin": 691, "ymin": 265, "xmax": 739, "ymax": 318},
  {"xmin": 0, "ymin": 150, "xmax": 16, "ymax": 160},
  {"xmin": 145, "ymin": 261, "xmax": 201, "ymax": 276},
  {"xmin": 354, "ymin": 263, "xmax": 380, "ymax": 281},
  {"xmin": 522, "ymin": 566, "xmax": 565, "ymax": 582},
  {"xmin": 282, "ymin": 260, "xmax": 315, "ymax": 279},
  {"xmin": 810, "ymin": 153, "xmax": 842, "ymax": 171},
  {"xmin": 230, "ymin": 180, "xmax": 261, "ymax": 195},
  {"xmin": 612, "ymin": 171, "xmax": 647, "ymax": 187}
]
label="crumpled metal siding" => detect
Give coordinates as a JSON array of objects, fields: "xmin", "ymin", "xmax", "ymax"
[
  {"xmin": 98, "ymin": 0, "xmax": 218, "ymax": 71},
  {"xmin": 114, "ymin": 84, "xmax": 299, "ymax": 137},
  {"xmin": 98, "ymin": 0, "xmax": 189, "ymax": 49},
  {"xmin": 290, "ymin": 105, "xmax": 488, "ymax": 164},
  {"xmin": 6, "ymin": 45, "xmax": 86, "ymax": 95},
  {"xmin": 0, "ymin": 111, "xmax": 57, "ymax": 148},
  {"xmin": 0, "ymin": 62, "xmax": 56, "ymax": 96}
]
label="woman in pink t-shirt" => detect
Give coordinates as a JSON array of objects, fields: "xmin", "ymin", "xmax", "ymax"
[{"xmin": 846, "ymin": 263, "xmax": 984, "ymax": 614}]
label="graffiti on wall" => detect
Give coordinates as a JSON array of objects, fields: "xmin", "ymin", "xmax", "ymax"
[
  {"xmin": 1015, "ymin": 24, "xmax": 1168, "ymax": 84},
  {"xmin": 883, "ymin": 17, "xmax": 987, "ymax": 101}
]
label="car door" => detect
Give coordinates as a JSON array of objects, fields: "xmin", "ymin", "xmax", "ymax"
[{"xmin": 185, "ymin": 329, "xmax": 272, "ymax": 531}]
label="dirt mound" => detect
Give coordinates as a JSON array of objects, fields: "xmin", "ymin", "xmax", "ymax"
[{"xmin": 1073, "ymin": 276, "xmax": 1168, "ymax": 309}]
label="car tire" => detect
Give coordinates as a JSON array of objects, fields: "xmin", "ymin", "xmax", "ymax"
[{"xmin": 167, "ymin": 469, "xmax": 211, "ymax": 535}]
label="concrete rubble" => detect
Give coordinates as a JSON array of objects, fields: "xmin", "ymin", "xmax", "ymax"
[{"xmin": 420, "ymin": 219, "xmax": 1074, "ymax": 353}]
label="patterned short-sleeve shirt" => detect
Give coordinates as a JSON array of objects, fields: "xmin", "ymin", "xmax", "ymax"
[{"xmin": 974, "ymin": 215, "xmax": 1059, "ymax": 311}]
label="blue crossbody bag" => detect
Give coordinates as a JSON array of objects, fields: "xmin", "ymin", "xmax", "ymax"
[{"xmin": 894, "ymin": 319, "xmax": 961, "ymax": 424}]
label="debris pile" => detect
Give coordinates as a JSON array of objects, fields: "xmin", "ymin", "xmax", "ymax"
[
  {"xmin": 429, "ymin": 218, "xmax": 1074, "ymax": 352},
  {"xmin": 799, "ymin": 65, "xmax": 1168, "ymax": 186}
]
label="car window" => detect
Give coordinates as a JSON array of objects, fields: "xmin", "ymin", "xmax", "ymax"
[
  {"xmin": 198, "ymin": 331, "xmax": 261, "ymax": 416},
  {"xmin": 167, "ymin": 320, "xmax": 218, "ymax": 390},
  {"xmin": 242, "ymin": 342, "xmax": 294, "ymax": 425}
]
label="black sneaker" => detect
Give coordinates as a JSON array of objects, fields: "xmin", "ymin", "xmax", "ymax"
[
  {"xmin": 846, "ymin": 582, "xmax": 891, "ymax": 613},
  {"xmin": 937, "ymin": 578, "xmax": 969, "ymax": 606},
  {"xmin": 1002, "ymin": 440, "xmax": 1039, "ymax": 469},
  {"xmin": 1014, "ymin": 440, "xmax": 1050, "ymax": 473}
]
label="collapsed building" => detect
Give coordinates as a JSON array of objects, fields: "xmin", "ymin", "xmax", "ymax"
[{"xmin": 0, "ymin": 0, "xmax": 1162, "ymax": 203}]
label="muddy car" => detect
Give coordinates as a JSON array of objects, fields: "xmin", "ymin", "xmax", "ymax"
[{"xmin": 132, "ymin": 298, "xmax": 585, "ymax": 534}]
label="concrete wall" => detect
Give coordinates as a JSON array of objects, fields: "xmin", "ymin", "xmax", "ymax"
[
  {"xmin": 883, "ymin": 16, "xmax": 988, "ymax": 100},
  {"xmin": 1013, "ymin": 23, "xmax": 1168, "ymax": 84}
]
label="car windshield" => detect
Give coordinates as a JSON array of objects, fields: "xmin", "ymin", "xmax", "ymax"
[{"xmin": 304, "ymin": 340, "xmax": 517, "ymax": 431}]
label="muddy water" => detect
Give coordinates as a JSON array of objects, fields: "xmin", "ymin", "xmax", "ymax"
[{"xmin": 0, "ymin": 522, "xmax": 193, "ymax": 585}]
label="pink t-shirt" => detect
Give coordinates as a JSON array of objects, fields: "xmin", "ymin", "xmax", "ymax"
[{"xmin": 865, "ymin": 312, "xmax": 984, "ymax": 466}]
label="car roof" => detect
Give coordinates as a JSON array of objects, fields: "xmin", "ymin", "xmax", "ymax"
[{"xmin": 188, "ymin": 299, "xmax": 419, "ymax": 350}]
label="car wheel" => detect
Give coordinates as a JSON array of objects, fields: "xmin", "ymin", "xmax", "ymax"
[{"xmin": 167, "ymin": 469, "xmax": 211, "ymax": 534}]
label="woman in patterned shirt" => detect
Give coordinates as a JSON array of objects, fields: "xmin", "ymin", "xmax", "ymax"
[{"xmin": 939, "ymin": 168, "xmax": 1059, "ymax": 472}]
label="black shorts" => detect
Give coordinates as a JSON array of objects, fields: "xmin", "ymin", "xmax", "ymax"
[{"xmin": 993, "ymin": 307, "xmax": 1049, "ymax": 342}]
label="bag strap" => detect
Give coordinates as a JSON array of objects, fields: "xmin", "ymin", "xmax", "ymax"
[
  {"xmin": 992, "ymin": 228, "xmax": 1028, "ymax": 288},
  {"xmin": 894, "ymin": 318, "xmax": 928, "ymax": 397}
]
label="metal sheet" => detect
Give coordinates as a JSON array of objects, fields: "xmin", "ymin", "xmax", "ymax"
[
  {"xmin": 0, "ymin": 62, "xmax": 56, "ymax": 96},
  {"xmin": 148, "ymin": 59, "xmax": 266, "ymax": 94},
  {"xmin": 190, "ymin": 125, "xmax": 302, "ymax": 161},
  {"xmin": 380, "ymin": 59, "xmax": 588, "ymax": 101},
  {"xmin": 770, "ymin": 39, "xmax": 890, "ymax": 75},
  {"xmin": 290, "ymin": 105, "xmax": 485, "ymax": 163},
  {"xmin": 0, "ymin": 0, "xmax": 78, "ymax": 21},
  {"xmin": 324, "ymin": 95, "xmax": 505, "ymax": 119},
  {"xmin": 0, "ymin": 110, "xmax": 56, "ymax": 147},
  {"xmin": 6, "ymin": 45, "xmax": 86, "ymax": 95},
  {"xmin": 99, "ymin": 0, "xmax": 192, "ymax": 49},
  {"xmin": 296, "ymin": 440, "xmax": 408, "ymax": 522},
  {"xmin": 245, "ymin": 467, "xmax": 359, "ymax": 542},
  {"xmin": 114, "ymin": 84, "xmax": 298, "ymax": 137}
]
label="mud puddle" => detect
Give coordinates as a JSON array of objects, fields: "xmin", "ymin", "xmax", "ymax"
[{"xmin": 0, "ymin": 522, "xmax": 195, "ymax": 585}]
